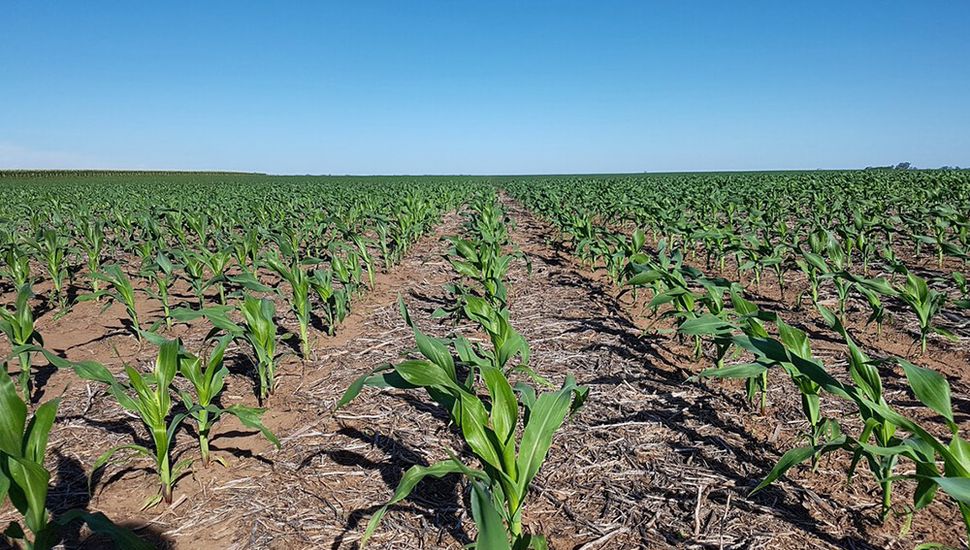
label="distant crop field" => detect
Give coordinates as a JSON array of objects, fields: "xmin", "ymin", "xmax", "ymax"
[{"xmin": 1, "ymin": 169, "xmax": 969, "ymax": 549}]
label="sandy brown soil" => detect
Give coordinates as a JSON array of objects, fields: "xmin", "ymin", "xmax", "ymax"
[{"xmin": 1, "ymin": 200, "xmax": 968, "ymax": 549}]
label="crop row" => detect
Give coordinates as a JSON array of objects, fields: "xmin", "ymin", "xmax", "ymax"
[{"xmin": 505, "ymin": 171, "xmax": 970, "ymax": 543}]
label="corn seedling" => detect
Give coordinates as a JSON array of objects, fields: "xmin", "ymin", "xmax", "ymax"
[
  {"xmin": 749, "ymin": 307, "xmax": 970, "ymax": 535},
  {"xmin": 895, "ymin": 272, "xmax": 955, "ymax": 353},
  {"xmin": 0, "ymin": 284, "xmax": 43, "ymax": 400},
  {"xmin": 143, "ymin": 252, "xmax": 177, "ymax": 329},
  {"xmin": 264, "ymin": 252, "xmax": 312, "ymax": 359},
  {"xmin": 74, "ymin": 340, "xmax": 190, "ymax": 507},
  {"xmin": 78, "ymin": 220, "xmax": 105, "ymax": 293},
  {"xmin": 78, "ymin": 265, "xmax": 143, "ymax": 340},
  {"xmin": 2, "ymin": 247, "xmax": 32, "ymax": 289},
  {"xmin": 175, "ymin": 336, "xmax": 280, "ymax": 466},
  {"xmin": 174, "ymin": 295, "xmax": 284, "ymax": 401},
  {"xmin": 0, "ymin": 369, "xmax": 149, "ymax": 550},
  {"xmin": 338, "ymin": 301, "xmax": 587, "ymax": 548},
  {"xmin": 30, "ymin": 230, "xmax": 70, "ymax": 311},
  {"xmin": 955, "ymin": 272, "xmax": 970, "ymax": 309},
  {"xmin": 309, "ymin": 268, "xmax": 348, "ymax": 336},
  {"xmin": 179, "ymin": 249, "xmax": 209, "ymax": 308},
  {"xmin": 202, "ymin": 248, "xmax": 234, "ymax": 305}
]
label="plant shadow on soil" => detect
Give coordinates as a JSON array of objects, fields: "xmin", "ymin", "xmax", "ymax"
[
  {"xmin": 44, "ymin": 451, "xmax": 176, "ymax": 549},
  {"xmin": 314, "ymin": 426, "xmax": 471, "ymax": 549}
]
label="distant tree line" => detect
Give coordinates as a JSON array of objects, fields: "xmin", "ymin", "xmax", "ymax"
[{"xmin": 863, "ymin": 162, "xmax": 963, "ymax": 171}]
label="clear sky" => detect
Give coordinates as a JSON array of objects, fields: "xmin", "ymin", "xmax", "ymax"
[{"xmin": 2, "ymin": 1, "xmax": 968, "ymax": 174}]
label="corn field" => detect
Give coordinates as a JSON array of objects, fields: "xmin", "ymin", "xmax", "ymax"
[{"xmin": 1, "ymin": 169, "xmax": 969, "ymax": 549}]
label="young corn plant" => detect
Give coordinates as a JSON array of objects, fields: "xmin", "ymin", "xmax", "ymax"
[
  {"xmin": 601, "ymin": 228, "xmax": 648, "ymax": 285},
  {"xmin": 143, "ymin": 253, "xmax": 177, "ymax": 330},
  {"xmin": 179, "ymin": 250, "xmax": 209, "ymax": 309},
  {"xmin": 684, "ymin": 288, "xmax": 777, "ymax": 412},
  {"xmin": 309, "ymin": 268, "xmax": 348, "ymax": 336},
  {"xmin": 175, "ymin": 295, "xmax": 284, "ymax": 402},
  {"xmin": 373, "ymin": 218, "xmax": 394, "ymax": 270},
  {"xmin": 836, "ymin": 272, "xmax": 897, "ymax": 338},
  {"xmin": 30, "ymin": 230, "xmax": 70, "ymax": 311},
  {"xmin": 750, "ymin": 309, "xmax": 970, "ymax": 535},
  {"xmin": 706, "ymin": 317, "xmax": 837, "ymax": 463},
  {"xmin": 445, "ymin": 236, "xmax": 515, "ymax": 308},
  {"xmin": 817, "ymin": 306, "xmax": 907, "ymax": 520},
  {"xmin": 350, "ymin": 234, "xmax": 376, "ymax": 289},
  {"xmin": 0, "ymin": 284, "xmax": 43, "ymax": 400},
  {"xmin": 78, "ymin": 265, "xmax": 143, "ymax": 341},
  {"xmin": 457, "ymin": 296, "xmax": 534, "ymax": 378},
  {"xmin": 895, "ymin": 271, "xmax": 955, "ymax": 353},
  {"xmin": 71, "ymin": 340, "xmax": 190, "ymax": 508},
  {"xmin": 0, "ymin": 369, "xmax": 149, "ymax": 550},
  {"xmin": 955, "ymin": 272, "xmax": 970, "ymax": 309},
  {"xmin": 174, "ymin": 336, "xmax": 280, "ymax": 466},
  {"xmin": 818, "ymin": 246, "xmax": 853, "ymax": 322},
  {"xmin": 794, "ymin": 249, "xmax": 826, "ymax": 308},
  {"xmin": 78, "ymin": 220, "xmax": 105, "ymax": 294},
  {"xmin": 202, "ymin": 248, "xmax": 234, "ymax": 305},
  {"xmin": 239, "ymin": 296, "xmax": 282, "ymax": 401},
  {"xmin": 264, "ymin": 253, "xmax": 312, "ymax": 359},
  {"xmin": 233, "ymin": 228, "xmax": 265, "ymax": 275},
  {"xmin": 2, "ymin": 247, "xmax": 32, "ymax": 290},
  {"xmin": 338, "ymin": 301, "xmax": 587, "ymax": 548},
  {"xmin": 678, "ymin": 284, "xmax": 773, "ymax": 372}
]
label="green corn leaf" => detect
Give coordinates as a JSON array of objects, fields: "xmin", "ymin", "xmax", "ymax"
[
  {"xmin": 751, "ymin": 436, "xmax": 846, "ymax": 495},
  {"xmin": 481, "ymin": 365, "xmax": 518, "ymax": 448},
  {"xmin": 932, "ymin": 477, "xmax": 970, "ymax": 505},
  {"xmin": 226, "ymin": 404, "xmax": 281, "ymax": 448},
  {"xmin": 6, "ymin": 455, "xmax": 50, "ymax": 534},
  {"xmin": 776, "ymin": 319, "xmax": 811, "ymax": 360},
  {"xmin": 699, "ymin": 363, "xmax": 767, "ymax": 380},
  {"xmin": 678, "ymin": 313, "xmax": 734, "ymax": 337},
  {"xmin": 0, "ymin": 369, "xmax": 27, "ymax": 456},
  {"xmin": 513, "ymin": 382, "xmax": 537, "ymax": 412},
  {"xmin": 455, "ymin": 392, "xmax": 507, "ymax": 473},
  {"xmin": 469, "ymin": 478, "xmax": 512, "ymax": 550},
  {"xmin": 515, "ymin": 383, "xmax": 575, "ymax": 497},
  {"xmin": 395, "ymin": 360, "xmax": 462, "ymax": 391},
  {"xmin": 359, "ymin": 460, "xmax": 471, "ymax": 548},
  {"xmin": 625, "ymin": 269, "xmax": 662, "ymax": 287},
  {"xmin": 896, "ymin": 359, "xmax": 954, "ymax": 425},
  {"xmin": 90, "ymin": 444, "xmax": 152, "ymax": 493},
  {"xmin": 412, "ymin": 327, "xmax": 456, "ymax": 381},
  {"xmin": 23, "ymin": 399, "xmax": 59, "ymax": 465},
  {"xmin": 335, "ymin": 365, "xmax": 414, "ymax": 409}
]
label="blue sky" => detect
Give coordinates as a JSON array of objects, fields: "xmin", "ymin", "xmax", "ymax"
[{"xmin": 2, "ymin": 1, "xmax": 968, "ymax": 174}]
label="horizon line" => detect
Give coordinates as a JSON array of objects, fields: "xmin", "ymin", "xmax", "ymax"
[{"xmin": 1, "ymin": 165, "xmax": 965, "ymax": 178}]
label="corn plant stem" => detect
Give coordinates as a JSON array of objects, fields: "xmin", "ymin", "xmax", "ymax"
[
  {"xmin": 258, "ymin": 366, "xmax": 268, "ymax": 401},
  {"xmin": 299, "ymin": 322, "xmax": 309, "ymax": 359},
  {"xmin": 18, "ymin": 349, "xmax": 31, "ymax": 401},
  {"xmin": 152, "ymin": 426, "xmax": 174, "ymax": 504},
  {"xmin": 198, "ymin": 412, "xmax": 212, "ymax": 465}
]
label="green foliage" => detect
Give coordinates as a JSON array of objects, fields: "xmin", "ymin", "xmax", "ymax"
[
  {"xmin": 0, "ymin": 369, "xmax": 149, "ymax": 550},
  {"xmin": 338, "ymin": 301, "xmax": 586, "ymax": 547},
  {"xmin": 72, "ymin": 340, "xmax": 189, "ymax": 507},
  {"xmin": 175, "ymin": 336, "xmax": 280, "ymax": 466},
  {"xmin": 0, "ymin": 284, "xmax": 43, "ymax": 400}
]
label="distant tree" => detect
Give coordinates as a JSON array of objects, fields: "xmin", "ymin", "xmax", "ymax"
[{"xmin": 894, "ymin": 162, "xmax": 912, "ymax": 170}]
